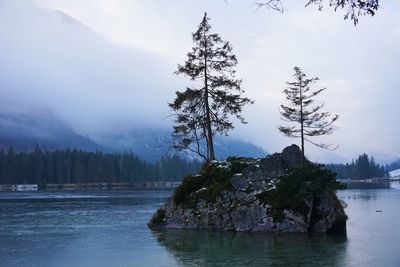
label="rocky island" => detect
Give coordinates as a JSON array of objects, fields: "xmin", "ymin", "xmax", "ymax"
[{"xmin": 148, "ymin": 145, "xmax": 346, "ymax": 233}]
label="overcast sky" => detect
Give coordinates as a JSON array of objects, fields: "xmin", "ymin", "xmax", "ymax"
[{"xmin": 1, "ymin": 0, "xmax": 399, "ymax": 163}]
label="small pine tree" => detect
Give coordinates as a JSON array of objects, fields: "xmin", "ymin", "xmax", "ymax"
[
  {"xmin": 169, "ymin": 13, "xmax": 253, "ymax": 161},
  {"xmin": 279, "ymin": 66, "xmax": 339, "ymax": 166}
]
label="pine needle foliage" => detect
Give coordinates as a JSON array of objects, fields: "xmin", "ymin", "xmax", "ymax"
[
  {"xmin": 279, "ymin": 67, "xmax": 339, "ymax": 165},
  {"xmin": 169, "ymin": 13, "xmax": 253, "ymax": 161}
]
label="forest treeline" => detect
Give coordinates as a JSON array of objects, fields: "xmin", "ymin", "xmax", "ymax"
[
  {"xmin": 0, "ymin": 146, "xmax": 202, "ymax": 185},
  {"xmin": 325, "ymin": 153, "xmax": 388, "ymax": 180}
]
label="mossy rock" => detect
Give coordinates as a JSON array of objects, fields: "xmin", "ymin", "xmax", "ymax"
[
  {"xmin": 172, "ymin": 158, "xmax": 252, "ymax": 208},
  {"xmin": 148, "ymin": 208, "xmax": 166, "ymax": 228},
  {"xmin": 257, "ymin": 163, "xmax": 345, "ymax": 226}
]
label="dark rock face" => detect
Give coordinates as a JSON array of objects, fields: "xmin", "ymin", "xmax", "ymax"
[
  {"xmin": 259, "ymin": 144, "xmax": 303, "ymax": 177},
  {"xmin": 230, "ymin": 174, "xmax": 248, "ymax": 191},
  {"xmin": 148, "ymin": 145, "xmax": 346, "ymax": 233}
]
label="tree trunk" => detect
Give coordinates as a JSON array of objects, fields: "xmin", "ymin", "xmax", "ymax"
[
  {"xmin": 205, "ymin": 94, "xmax": 215, "ymax": 161},
  {"xmin": 203, "ymin": 29, "xmax": 215, "ymax": 161},
  {"xmin": 299, "ymin": 81, "xmax": 305, "ymax": 167}
]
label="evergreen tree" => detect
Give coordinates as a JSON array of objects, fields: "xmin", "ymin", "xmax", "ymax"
[
  {"xmin": 279, "ymin": 66, "xmax": 339, "ymax": 166},
  {"xmin": 5, "ymin": 147, "xmax": 16, "ymax": 184},
  {"xmin": 32, "ymin": 145, "xmax": 43, "ymax": 184},
  {"xmin": 169, "ymin": 13, "xmax": 253, "ymax": 161},
  {"xmin": 325, "ymin": 153, "xmax": 387, "ymax": 179},
  {"xmin": 356, "ymin": 154, "xmax": 370, "ymax": 179},
  {"xmin": 0, "ymin": 146, "xmax": 203, "ymax": 185},
  {"xmin": 0, "ymin": 150, "xmax": 4, "ymax": 184},
  {"xmin": 370, "ymin": 156, "xmax": 377, "ymax": 178}
]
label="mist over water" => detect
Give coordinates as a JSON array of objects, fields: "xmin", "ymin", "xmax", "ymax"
[{"xmin": 1, "ymin": 185, "xmax": 400, "ymax": 266}]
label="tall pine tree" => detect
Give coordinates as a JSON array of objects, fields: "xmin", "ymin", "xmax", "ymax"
[
  {"xmin": 279, "ymin": 66, "xmax": 339, "ymax": 166},
  {"xmin": 169, "ymin": 13, "xmax": 253, "ymax": 161}
]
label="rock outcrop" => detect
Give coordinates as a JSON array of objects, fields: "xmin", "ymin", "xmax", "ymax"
[{"xmin": 148, "ymin": 145, "xmax": 347, "ymax": 233}]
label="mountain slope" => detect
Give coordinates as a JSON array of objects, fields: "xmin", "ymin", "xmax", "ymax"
[
  {"xmin": 0, "ymin": 0, "xmax": 175, "ymax": 133},
  {"xmin": 0, "ymin": 0, "xmax": 267, "ymax": 161},
  {"xmin": 0, "ymin": 109, "xmax": 106, "ymax": 152},
  {"xmin": 0, "ymin": 110, "xmax": 266, "ymax": 160},
  {"xmin": 93, "ymin": 128, "xmax": 267, "ymax": 162}
]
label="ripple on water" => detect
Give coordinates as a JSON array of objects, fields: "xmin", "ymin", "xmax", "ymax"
[{"xmin": 1, "ymin": 188, "xmax": 400, "ymax": 266}]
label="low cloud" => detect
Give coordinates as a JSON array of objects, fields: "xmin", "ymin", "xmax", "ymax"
[{"xmin": 1, "ymin": 0, "xmax": 399, "ymax": 163}]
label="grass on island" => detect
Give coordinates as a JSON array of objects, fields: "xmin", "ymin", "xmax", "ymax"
[
  {"xmin": 172, "ymin": 157, "xmax": 253, "ymax": 208},
  {"xmin": 256, "ymin": 163, "xmax": 346, "ymax": 223}
]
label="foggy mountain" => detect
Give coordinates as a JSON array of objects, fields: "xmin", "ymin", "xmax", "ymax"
[
  {"xmin": 93, "ymin": 128, "xmax": 267, "ymax": 162},
  {"xmin": 0, "ymin": 0, "xmax": 399, "ymax": 165},
  {"xmin": 0, "ymin": 0, "xmax": 267, "ymax": 162},
  {"xmin": 0, "ymin": 0, "xmax": 175, "ymax": 134},
  {"xmin": 0, "ymin": 108, "xmax": 106, "ymax": 152},
  {"xmin": 0, "ymin": 109, "xmax": 266, "ymax": 161},
  {"xmin": 4, "ymin": 0, "xmax": 386, "ymax": 164}
]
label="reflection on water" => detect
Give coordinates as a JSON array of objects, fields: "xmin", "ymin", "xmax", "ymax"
[
  {"xmin": 1, "ymin": 187, "xmax": 400, "ymax": 266},
  {"xmin": 154, "ymin": 230, "xmax": 347, "ymax": 267},
  {"xmin": 0, "ymin": 190, "xmax": 176, "ymax": 267},
  {"xmin": 337, "ymin": 187, "xmax": 400, "ymax": 266},
  {"xmin": 153, "ymin": 186, "xmax": 400, "ymax": 266},
  {"xmin": 341, "ymin": 180, "xmax": 391, "ymax": 190}
]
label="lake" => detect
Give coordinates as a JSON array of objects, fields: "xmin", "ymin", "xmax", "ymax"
[{"xmin": 1, "ymin": 184, "xmax": 400, "ymax": 267}]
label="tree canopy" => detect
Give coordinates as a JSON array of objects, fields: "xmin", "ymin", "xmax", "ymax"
[
  {"xmin": 169, "ymin": 13, "xmax": 253, "ymax": 161},
  {"xmin": 279, "ymin": 67, "xmax": 339, "ymax": 165},
  {"xmin": 326, "ymin": 153, "xmax": 388, "ymax": 179},
  {"xmin": 0, "ymin": 146, "xmax": 202, "ymax": 185}
]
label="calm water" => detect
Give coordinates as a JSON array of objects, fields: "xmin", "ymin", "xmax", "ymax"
[{"xmin": 1, "ymin": 184, "xmax": 400, "ymax": 267}]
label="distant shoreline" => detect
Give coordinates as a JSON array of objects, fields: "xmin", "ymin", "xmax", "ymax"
[{"xmin": 0, "ymin": 182, "xmax": 181, "ymax": 191}]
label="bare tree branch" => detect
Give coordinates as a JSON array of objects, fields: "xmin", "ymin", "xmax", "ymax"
[{"xmin": 254, "ymin": 0, "xmax": 379, "ymax": 25}]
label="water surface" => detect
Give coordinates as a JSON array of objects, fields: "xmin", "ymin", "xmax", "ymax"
[{"xmin": 1, "ymin": 186, "xmax": 399, "ymax": 266}]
